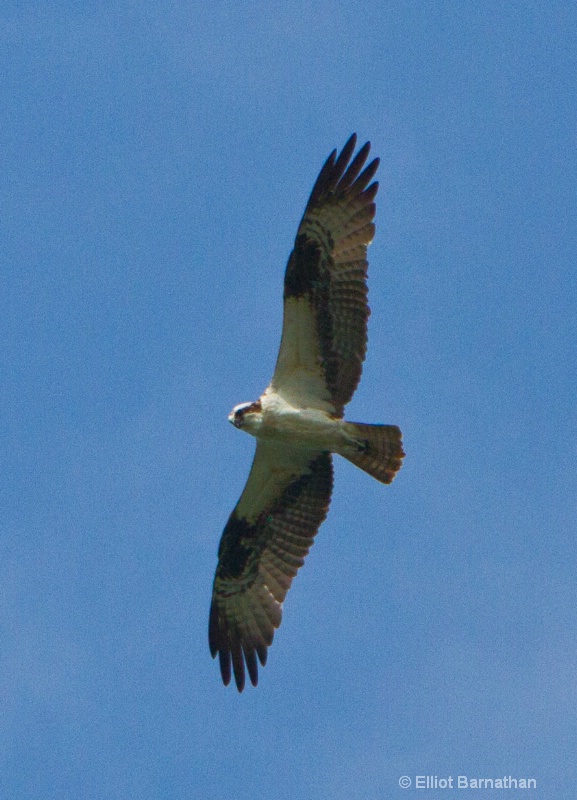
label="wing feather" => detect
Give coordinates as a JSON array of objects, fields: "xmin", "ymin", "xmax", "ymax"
[
  {"xmin": 209, "ymin": 444, "xmax": 333, "ymax": 691},
  {"xmin": 270, "ymin": 134, "xmax": 378, "ymax": 415}
]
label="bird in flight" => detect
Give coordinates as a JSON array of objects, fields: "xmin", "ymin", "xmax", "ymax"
[{"xmin": 209, "ymin": 134, "xmax": 404, "ymax": 691}]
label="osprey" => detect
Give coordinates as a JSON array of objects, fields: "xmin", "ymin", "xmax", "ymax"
[{"xmin": 209, "ymin": 134, "xmax": 404, "ymax": 691}]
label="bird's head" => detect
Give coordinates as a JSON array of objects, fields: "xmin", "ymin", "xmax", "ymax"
[{"xmin": 228, "ymin": 400, "xmax": 263, "ymax": 432}]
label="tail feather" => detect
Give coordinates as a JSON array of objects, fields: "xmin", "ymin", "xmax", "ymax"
[{"xmin": 341, "ymin": 422, "xmax": 404, "ymax": 484}]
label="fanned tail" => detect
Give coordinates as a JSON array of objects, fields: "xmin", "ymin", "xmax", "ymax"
[{"xmin": 341, "ymin": 423, "xmax": 404, "ymax": 484}]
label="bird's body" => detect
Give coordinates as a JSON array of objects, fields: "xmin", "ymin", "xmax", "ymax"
[
  {"xmin": 231, "ymin": 395, "xmax": 358, "ymax": 454},
  {"xmin": 209, "ymin": 135, "xmax": 404, "ymax": 691}
]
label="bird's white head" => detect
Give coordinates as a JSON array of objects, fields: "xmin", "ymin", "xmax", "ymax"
[{"xmin": 228, "ymin": 400, "xmax": 263, "ymax": 433}]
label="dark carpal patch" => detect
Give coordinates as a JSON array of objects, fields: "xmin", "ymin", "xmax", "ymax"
[
  {"xmin": 217, "ymin": 514, "xmax": 257, "ymax": 579},
  {"xmin": 218, "ymin": 455, "xmax": 332, "ymax": 582},
  {"xmin": 284, "ymin": 234, "xmax": 323, "ymax": 298}
]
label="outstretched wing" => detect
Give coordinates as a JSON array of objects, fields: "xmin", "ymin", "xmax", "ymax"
[
  {"xmin": 269, "ymin": 134, "xmax": 379, "ymax": 416},
  {"xmin": 209, "ymin": 443, "xmax": 333, "ymax": 691}
]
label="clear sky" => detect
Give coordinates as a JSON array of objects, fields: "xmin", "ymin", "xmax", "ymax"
[{"xmin": 2, "ymin": 2, "xmax": 576, "ymax": 798}]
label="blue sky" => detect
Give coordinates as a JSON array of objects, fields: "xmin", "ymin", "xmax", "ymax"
[{"xmin": 2, "ymin": 2, "xmax": 576, "ymax": 798}]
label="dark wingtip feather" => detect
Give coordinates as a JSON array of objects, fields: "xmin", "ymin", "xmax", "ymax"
[
  {"xmin": 245, "ymin": 650, "xmax": 259, "ymax": 687},
  {"xmin": 345, "ymin": 132, "xmax": 358, "ymax": 148},
  {"xmin": 333, "ymin": 133, "xmax": 358, "ymax": 175},
  {"xmin": 322, "ymin": 134, "xmax": 358, "ymax": 195},
  {"xmin": 352, "ymin": 157, "xmax": 380, "ymax": 195},
  {"xmin": 307, "ymin": 148, "xmax": 338, "ymax": 207},
  {"xmin": 256, "ymin": 643, "xmax": 268, "ymax": 666},
  {"xmin": 219, "ymin": 649, "xmax": 232, "ymax": 687},
  {"xmin": 304, "ymin": 135, "xmax": 377, "ymax": 213},
  {"xmin": 361, "ymin": 181, "xmax": 379, "ymax": 204},
  {"xmin": 208, "ymin": 601, "xmax": 219, "ymax": 658},
  {"xmin": 339, "ymin": 140, "xmax": 371, "ymax": 190},
  {"xmin": 229, "ymin": 640, "xmax": 246, "ymax": 692}
]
